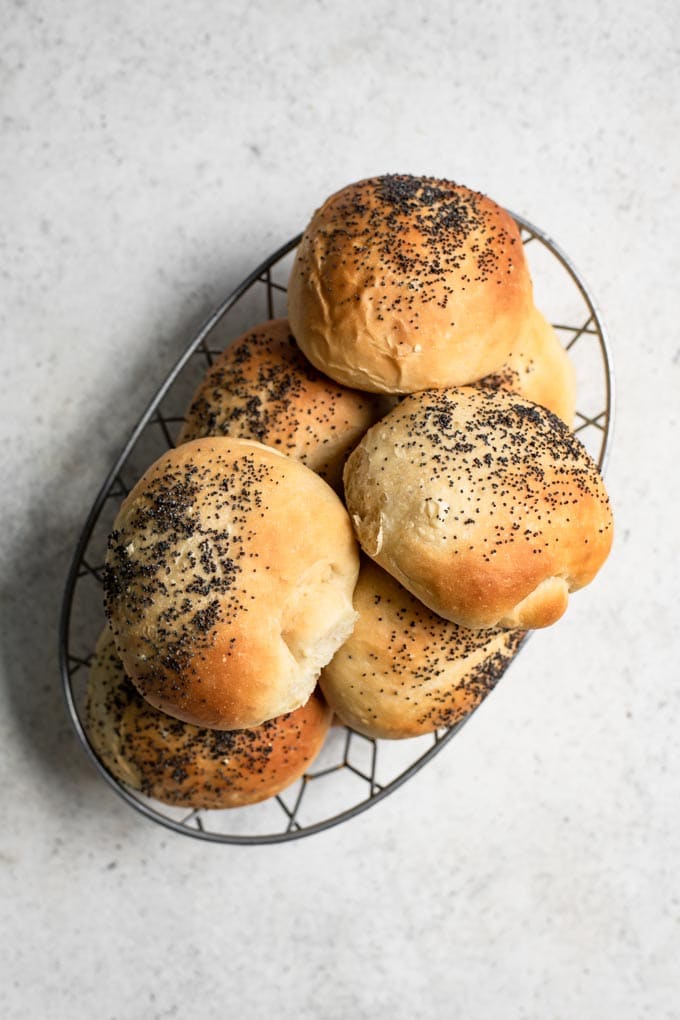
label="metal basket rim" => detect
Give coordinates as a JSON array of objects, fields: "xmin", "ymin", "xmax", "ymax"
[{"xmin": 59, "ymin": 213, "xmax": 614, "ymax": 845}]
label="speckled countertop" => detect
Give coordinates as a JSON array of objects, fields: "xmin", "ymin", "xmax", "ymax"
[{"xmin": 1, "ymin": 2, "xmax": 679, "ymax": 1018}]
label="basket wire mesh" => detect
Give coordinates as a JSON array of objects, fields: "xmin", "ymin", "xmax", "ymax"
[{"xmin": 59, "ymin": 214, "xmax": 614, "ymax": 844}]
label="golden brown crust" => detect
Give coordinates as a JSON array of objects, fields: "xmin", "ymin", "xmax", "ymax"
[
  {"xmin": 85, "ymin": 629, "xmax": 333, "ymax": 809},
  {"xmin": 476, "ymin": 306, "xmax": 576, "ymax": 426},
  {"xmin": 343, "ymin": 387, "xmax": 613, "ymax": 630},
  {"xmin": 320, "ymin": 559, "xmax": 525, "ymax": 739},
  {"xmin": 288, "ymin": 174, "xmax": 534, "ymax": 393},
  {"xmin": 178, "ymin": 318, "xmax": 390, "ymax": 491},
  {"xmin": 103, "ymin": 437, "xmax": 359, "ymax": 730}
]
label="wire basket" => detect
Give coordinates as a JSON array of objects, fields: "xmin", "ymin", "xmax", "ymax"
[{"xmin": 59, "ymin": 213, "xmax": 614, "ymax": 844}]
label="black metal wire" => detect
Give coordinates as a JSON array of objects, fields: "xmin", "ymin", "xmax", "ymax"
[{"xmin": 59, "ymin": 217, "xmax": 614, "ymax": 844}]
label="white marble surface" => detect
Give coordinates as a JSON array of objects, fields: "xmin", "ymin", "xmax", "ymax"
[{"xmin": 1, "ymin": 1, "xmax": 679, "ymax": 1017}]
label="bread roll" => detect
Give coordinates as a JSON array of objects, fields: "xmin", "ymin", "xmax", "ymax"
[
  {"xmin": 104, "ymin": 437, "xmax": 359, "ymax": 730},
  {"xmin": 86, "ymin": 629, "xmax": 333, "ymax": 809},
  {"xmin": 287, "ymin": 174, "xmax": 534, "ymax": 393},
  {"xmin": 320, "ymin": 558, "xmax": 524, "ymax": 739},
  {"xmin": 477, "ymin": 306, "xmax": 576, "ymax": 426},
  {"xmin": 178, "ymin": 318, "xmax": 389, "ymax": 491},
  {"xmin": 343, "ymin": 386, "xmax": 613, "ymax": 630}
]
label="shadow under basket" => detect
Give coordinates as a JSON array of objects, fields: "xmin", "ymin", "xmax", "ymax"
[{"xmin": 59, "ymin": 214, "xmax": 614, "ymax": 844}]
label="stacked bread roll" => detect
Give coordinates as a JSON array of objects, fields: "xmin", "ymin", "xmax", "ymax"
[
  {"xmin": 86, "ymin": 630, "xmax": 333, "ymax": 808},
  {"xmin": 90, "ymin": 173, "xmax": 613, "ymax": 809}
]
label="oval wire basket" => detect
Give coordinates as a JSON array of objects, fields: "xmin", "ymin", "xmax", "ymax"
[{"xmin": 59, "ymin": 213, "xmax": 614, "ymax": 844}]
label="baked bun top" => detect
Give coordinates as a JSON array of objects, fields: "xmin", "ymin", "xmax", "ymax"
[
  {"xmin": 104, "ymin": 437, "xmax": 359, "ymax": 730},
  {"xmin": 178, "ymin": 318, "xmax": 389, "ymax": 491},
  {"xmin": 477, "ymin": 306, "xmax": 576, "ymax": 426},
  {"xmin": 86, "ymin": 629, "xmax": 333, "ymax": 809},
  {"xmin": 320, "ymin": 558, "xmax": 524, "ymax": 740},
  {"xmin": 287, "ymin": 174, "xmax": 534, "ymax": 393},
  {"xmin": 343, "ymin": 386, "xmax": 613, "ymax": 630}
]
